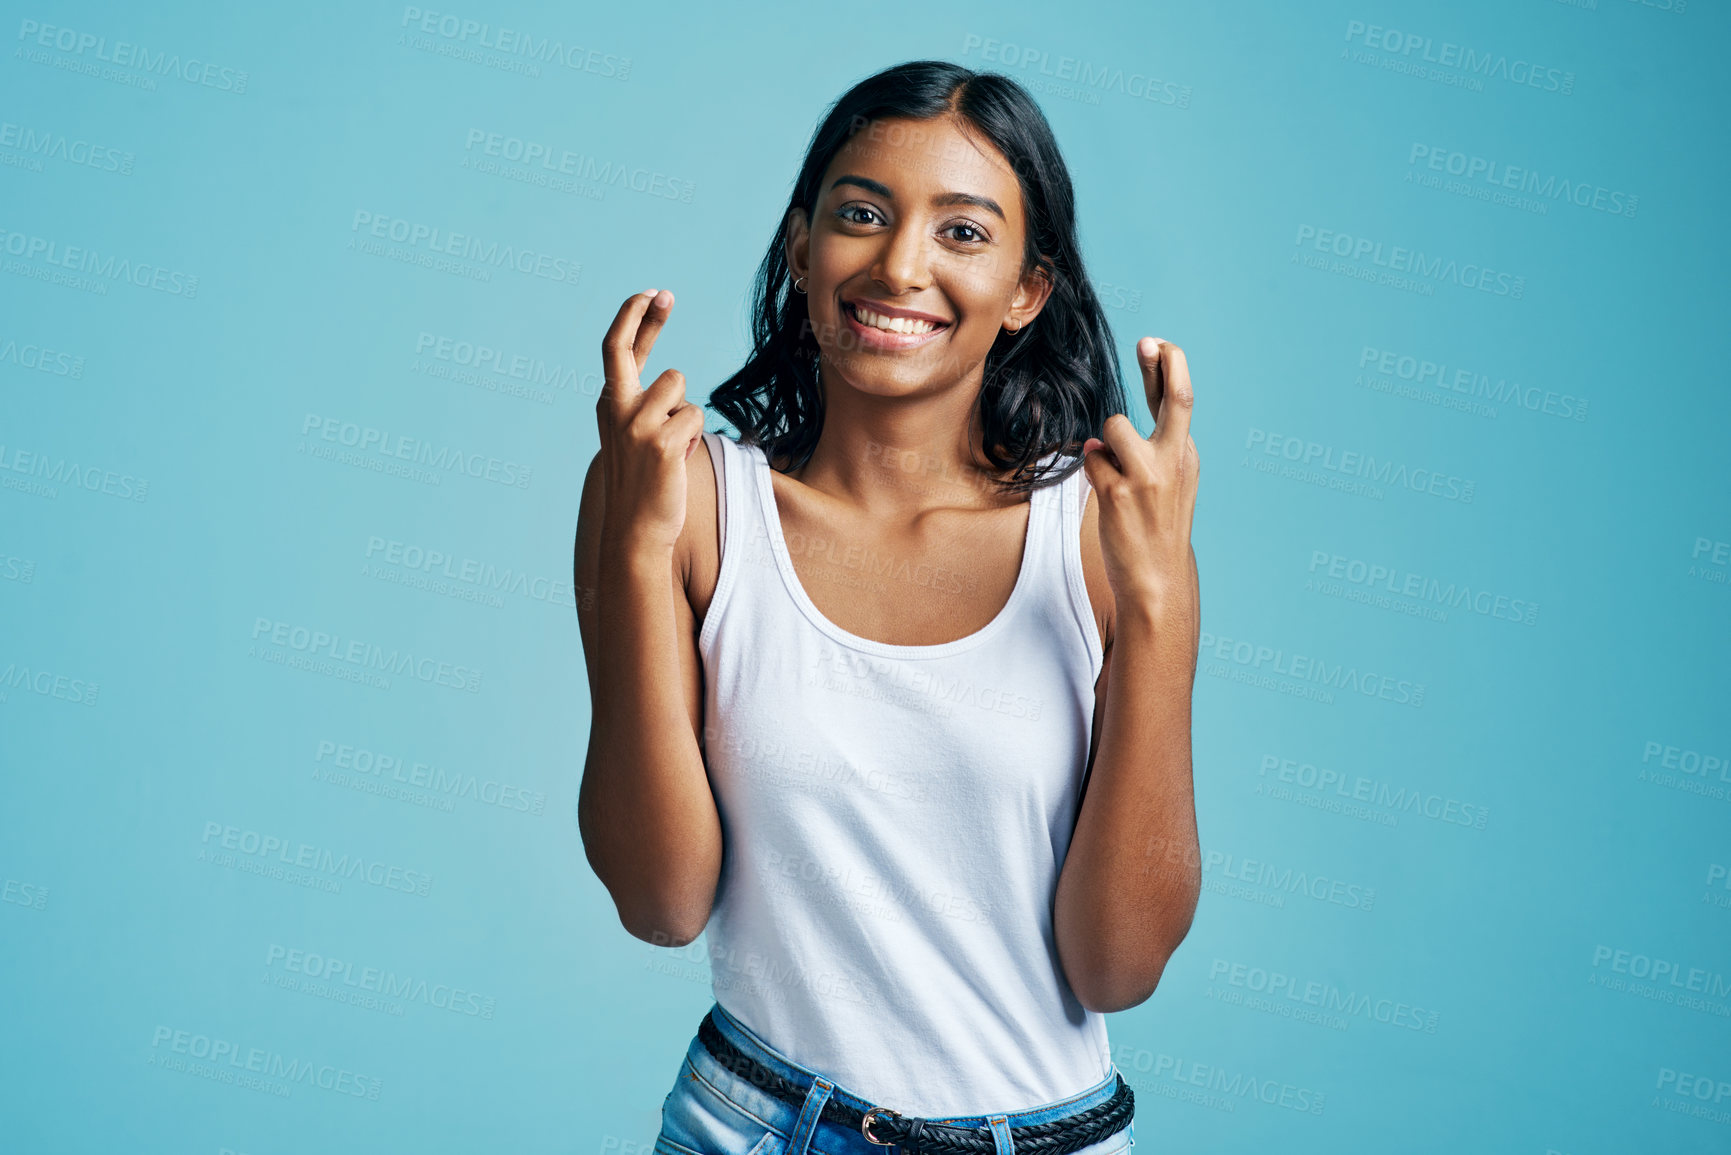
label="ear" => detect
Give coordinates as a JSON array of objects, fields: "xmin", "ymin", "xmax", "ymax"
[
  {"xmin": 784, "ymin": 206, "xmax": 811, "ymax": 281},
  {"xmin": 1003, "ymin": 258, "xmax": 1055, "ymax": 330}
]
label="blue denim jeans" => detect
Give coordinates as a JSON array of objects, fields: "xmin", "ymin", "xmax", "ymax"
[{"xmin": 655, "ymin": 1002, "xmax": 1135, "ymax": 1155}]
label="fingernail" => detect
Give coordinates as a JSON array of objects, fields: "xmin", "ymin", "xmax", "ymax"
[{"xmin": 643, "ymin": 288, "xmax": 659, "ymax": 299}]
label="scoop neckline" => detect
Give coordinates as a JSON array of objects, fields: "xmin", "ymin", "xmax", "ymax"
[{"xmin": 749, "ymin": 443, "xmax": 1049, "ymax": 659}]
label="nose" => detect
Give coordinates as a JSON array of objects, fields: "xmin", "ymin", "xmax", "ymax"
[{"xmin": 868, "ymin": 219, "xmax": 932, "ymax": 296}]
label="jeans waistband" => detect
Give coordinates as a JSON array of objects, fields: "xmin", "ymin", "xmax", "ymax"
[{"xmin": 702, "ymin": 1000, "xmax": 1129, "ymax": 1131}]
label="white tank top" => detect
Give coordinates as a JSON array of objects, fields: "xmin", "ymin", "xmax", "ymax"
[{"xmin": 694, "ymin": 429, "xmax": 1113, "ymax": 1118}]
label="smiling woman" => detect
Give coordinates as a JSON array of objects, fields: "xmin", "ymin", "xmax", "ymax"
[
  {"xmin": 575, "ymin": 59, "xmax": 1202, "ymax": 1155},
  {"xmin": 710, "ymin": 69, "xmax": 1130, "ymax": 489}
]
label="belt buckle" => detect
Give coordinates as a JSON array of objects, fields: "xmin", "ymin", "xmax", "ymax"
[{"xmin": 860, "ymin": 1105, "xmax": 901, "ymax": 1145}]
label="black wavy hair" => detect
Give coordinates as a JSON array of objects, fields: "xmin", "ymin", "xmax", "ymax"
[{"xmin": 707, "ymin": 59, "xmax": 1128, "ymax": 495}]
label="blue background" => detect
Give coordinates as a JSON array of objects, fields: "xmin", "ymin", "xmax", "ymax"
[{"xmin": 3, "ymin": 1, "xmax": 1728, "ymax": 1152}]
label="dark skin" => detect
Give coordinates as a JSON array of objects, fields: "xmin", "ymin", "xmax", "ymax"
[{"xmin": 574, "ymin": 111, "xmax": 1201, "ymax": 1013}]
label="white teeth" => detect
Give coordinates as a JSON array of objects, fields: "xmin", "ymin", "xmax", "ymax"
[{"xmin": 853, "ymin": 305, "xmax": 939, "ymax": 335}]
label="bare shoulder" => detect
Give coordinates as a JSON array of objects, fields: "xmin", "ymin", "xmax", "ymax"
[
  {"xmin": 571, "ymin": 431, "xmax": 723, "ymax": 624},
  {"xmin": 1077, "ymin": 473, "xmax": 1114, "ymax": 656},
  {"xmin": 680, "ymin": 433, "xmax": 723, "ymax": 621},
  {"xmin": 1073, "ymin": 466, "xmax": 1203, "ymax": 674}
]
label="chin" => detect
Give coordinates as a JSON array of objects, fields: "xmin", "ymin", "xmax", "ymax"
[{"xmin": 828, "ymin": 358, "xmax": 949, "ymax": 396}]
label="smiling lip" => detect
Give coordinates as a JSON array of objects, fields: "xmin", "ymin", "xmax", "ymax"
[
  {"xmin": 841, "ymin": 301, "xmax": 951, "ymax": 351},
  {"xmin": 843, "ymin": 298, "xmax": 952, "ymax": 326}
]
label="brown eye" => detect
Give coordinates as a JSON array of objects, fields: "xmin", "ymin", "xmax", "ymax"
[{"xmin": 837, "ymin": 205, "xmax": 883, "ymax": 226}]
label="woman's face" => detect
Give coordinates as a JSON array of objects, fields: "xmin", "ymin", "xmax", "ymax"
[{"xmin": 786, "ymin": 113, "xmax": 1051, "ymax": 400}]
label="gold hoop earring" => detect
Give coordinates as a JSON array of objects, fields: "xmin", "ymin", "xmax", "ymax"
[{"xmin": 793, "ymin": 276, "xmax": 808, "ymax": 294}]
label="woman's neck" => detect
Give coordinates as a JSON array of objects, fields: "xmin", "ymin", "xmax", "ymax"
[{"xmin": 784, "ymin": 388, "xmax": 1023, "ymax": 515}]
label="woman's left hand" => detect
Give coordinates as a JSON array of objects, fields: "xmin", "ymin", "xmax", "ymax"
[{"xmin": 1080, "ymin": 336, "xmax": 1200, "ymax": 614}]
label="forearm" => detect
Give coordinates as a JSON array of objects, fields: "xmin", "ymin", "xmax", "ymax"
[
  {"xmin": 578, "ymin": 537, "xmax": 721, "ymax": 945},
  {"xmin": 1054, "ymin": 599, "xmax": 1200, "ymax": 1013}
]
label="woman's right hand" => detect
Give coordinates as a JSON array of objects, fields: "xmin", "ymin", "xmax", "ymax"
[{"xmin": 596, "ymin": 289, "xmax": 705, "ymax": 555}]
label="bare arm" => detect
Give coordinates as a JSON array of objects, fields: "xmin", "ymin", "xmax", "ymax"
[
  {"xmin": 574, "ymin": 289, "xmax": 721, "ymax": 947},
  {"xmin": 1055, "ymin": 338, "xmax": 1204, "ymax": 1013},
  {"xmin": 1057, "ymin": 541, "xmax": 1201, "ymax": 1013}
]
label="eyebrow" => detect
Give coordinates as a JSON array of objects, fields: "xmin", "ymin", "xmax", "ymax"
[{"xmin": 827, "ymin": 174, "xmax": 1005, "ymax": 222}]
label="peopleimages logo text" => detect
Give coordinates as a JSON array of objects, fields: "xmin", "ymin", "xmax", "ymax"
[
  {"xmin": 1200, "ymin": 630, "xmax": 1426, "ymax": 707},
  {"xmin": 0, "ymin": 226, "xmax": 198, "ymax": 296},
  {"xmin": 1357, "ymin": 345, "xmax": 1587, "ymax": 421},
  {"xmin": 0, "ymin": 335, "xmax": 85, "ymax": 377},
  {"xmin": 0, "ymin": 442, "xmax": 149, "ymax": 501},
  {"xmin": 1295, "ymin": 225, "xmax": 1523, "ymax": 298},
  {"xmin": 201, "ymin": 821, "xmax": 434, "ymax": 897},
  {"xmin": 350, "ymin": 211, "xmax": 579, "ymax": 285},
  {"xmin": 265, "ymin": 945, "xmax": 496, "ymax": 1018},
  {"xmin": 251, "ymin": 617, "xmax": 483, "ymax": 693},
  {"xmin": 300, "ymin": 413, "xmax": 531, "ymax": 489},
  {"xmin": 364, "ymin": 536, "xmax": 573, "ymax": 608},
  {"xmin": 1245, "ymin": 428, "xmax": 1474, "ymax": 503},
  {"xmin": 16, "ymin": 20, "xmax": 249, "ymax": 92},
  {"xmin": 149, "ymin": 1026, "xmax": 380, "ymax": 1098},
  {"xmin": 1308, "ymin": 550, "xmax": 1538, "ymax": 626},
  {"xmin": 463, "ymin": 130, "xmax": 694, "ymax": 201},
  {"xmin": 398, "ymin": 7, "xmax": 630, "ymax": 78},
  {"xmin": 1208, "ymin": 957, "xmax": 1440, "ymax": 1032},
  {"xmin": 0, "ymin": 120, "xmax": 133, "ymax": 174},
  {"xmin": 0, "ymin": 659, "xmax": 99, "ymax": 706},
  {"xmin": 1343, "ymin": 20, "xmax": 1573, "ymax": 94},
  {"xmin": 959, "ymin": 34, "xmax": 1192, "ymax": 107},
  {"xmin": 1407, "ymin": 144, "xmax": 1636, "ymax": 218}
]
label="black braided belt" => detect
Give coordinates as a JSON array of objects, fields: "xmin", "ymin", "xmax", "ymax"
[{"xmin": 696, "ymin": 1010, "xmax": 1133, "ymax": 1155}]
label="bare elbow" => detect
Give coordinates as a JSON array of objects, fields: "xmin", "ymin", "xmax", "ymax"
[
  {"xmin": 1074, "ymin": 959, "xmax": 1168, "ymax": 1015},
  {"xmin": 619, "ymin": 900, "xmax": 710, "ymax": 950},
  {"xmin": 581, "ymin": 847, "xmax": 713, "ymax": 948},
  {"xmin": 1070, "ymin": 894, "xmax": 1200, "ymax": 1014}
]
